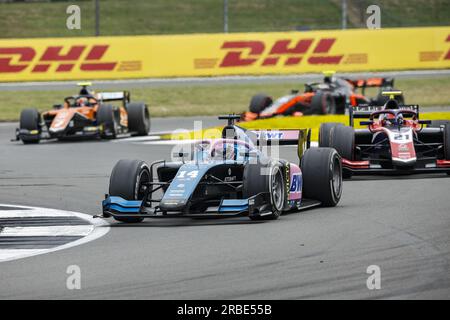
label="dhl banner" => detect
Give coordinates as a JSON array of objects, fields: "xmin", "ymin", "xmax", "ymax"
[{"xmin": 0, "ymin": 26, "xmax": 449, "ymax": 82}]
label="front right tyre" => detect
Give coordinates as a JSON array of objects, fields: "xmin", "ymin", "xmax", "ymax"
[
  {"xmin": 243, "ymin": 160, "xmax": 285, "ymax": 220},
  {"xmin": 19, "ymin": 108, "xmax": 41, "ymax": 144}
]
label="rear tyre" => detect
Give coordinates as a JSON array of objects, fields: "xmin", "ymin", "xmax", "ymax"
[
  {"xmin": 301, "ymin": 148, "xmax": 342, "ymax": 207},
  {"xmin": 310, "ymin": 92, "xmax": 336, "ymax": 115},
  {"xmin": 319, "ymin": 122, "xmax": 343, "ymax": 147},
  {"xmin": 428, "ymin": 120, "xmax": 450, "ymax": 129},
  {"xmin": 331, "ymin": 126, "xmax": 355, "ymax": 179},
  {"xmin": 127, "ymin": 102, "xmax": 150, "ymax": 136},
  {"xmin": 444, "ymin": 125, "xmax": 450, "ymax": 159},
  {"xmin": 19, "ymin": 108, "xmax": 41, "ymax": 144},
  {"xmin": 109, "ymin": 159, "xmax": 151, "ymax": 223},
  {"xmin": 97, "ymin": 104, "xmax": 118, "ymax": 139},
  {"xmin": 243, "ymin": 160, "xmax": 285, "ymax": 220},
  {"xmin": 249, "ymin": 94, "xmax": 273, "ymax": 114}
]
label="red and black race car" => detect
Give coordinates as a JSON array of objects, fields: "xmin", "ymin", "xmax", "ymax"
[
  {"xmin": 241, "ymin": 71, "xmax": 405, "ymax": 121},
  {"xmin": 319, "ymin": 91, "xmax": 450, "ymax": 178}
]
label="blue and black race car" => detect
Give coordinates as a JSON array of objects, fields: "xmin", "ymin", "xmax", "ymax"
[{"xmin": 100, "ymin": 115, "xmax": 343, "ymax": 223}]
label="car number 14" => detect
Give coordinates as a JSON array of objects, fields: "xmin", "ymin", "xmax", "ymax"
[{"xmin": 177, "ymin": 170, "xmax": 199, "ymax": 179}]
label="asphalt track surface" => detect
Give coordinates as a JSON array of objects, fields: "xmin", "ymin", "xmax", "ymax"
[
  {"xmin": 0, "ymin": 118, "xmax": 449, "ymax": 299},
  {"xmin": 1, "ymin": 70, "xmax": 450, "ymax": 91}
]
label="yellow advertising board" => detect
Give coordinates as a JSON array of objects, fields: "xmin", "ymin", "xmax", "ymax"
[{"xmin": 0, "ymin": 27, "xmax": 449, "ymax": 82}]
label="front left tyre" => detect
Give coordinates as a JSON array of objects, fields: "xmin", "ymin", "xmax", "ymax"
[
  {"xmin": 19, "ymin": 108, "xmax": 41, "ymax": 144},
  {"xmin": 109, "ymin": 159, "xmax": 151, "ymax": 223},
  {"xmin": 301, "ymin": 148, "xmax": 342, "ymax": 207}
]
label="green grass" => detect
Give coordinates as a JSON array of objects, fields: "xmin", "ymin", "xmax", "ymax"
[
  {"xmin": 1, "ymin": 76, "xmax": 449, "ymax": 122},
  {"xmin": 0, "ymin": 0, "xmax": 449, "ymax": 39}
]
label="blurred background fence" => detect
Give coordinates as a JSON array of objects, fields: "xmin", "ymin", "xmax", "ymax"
[{"xmin": 0, "ymin": 0, "xmax": 449, "ymax": 38}]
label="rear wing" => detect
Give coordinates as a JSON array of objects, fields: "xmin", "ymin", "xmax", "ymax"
[
  {"xmin": 96, "ymin": 91, "xmax": 130, "ymax": 104},
  {"xmin": 249, "ymin": 129, "xmax": 311, "ymax": 159},
  {"xmin": 349, "ymin": 104, "xmax": 420, "ymax": 127},
  {"xmin": 345, "ymin": 77, "xmax": 394, "ymax": 89}
]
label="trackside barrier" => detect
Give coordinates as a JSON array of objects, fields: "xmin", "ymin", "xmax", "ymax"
[{"xmin": 0, "ymin": 26, "xmax": 449, "ymax": 82}]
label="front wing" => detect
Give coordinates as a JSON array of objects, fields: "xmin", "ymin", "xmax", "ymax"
[
  {"xmin": 342, "ymin": 158, "xmax": 450, "ymax": 175},
  {"xmin": 100, "ymin": 194, "xmax": 321, "ymax": 220}
]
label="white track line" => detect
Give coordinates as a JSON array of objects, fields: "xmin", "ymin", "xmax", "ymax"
[
  {"xmin": 0, "ymin": 249, "xmax": 49, "ymax": 261},
  {"xmin": 0, "ymin": 204, "xmax": 109, "ymax": 263},
  {"xmin": 0, "ymin": 225, "xmax": 94, "ymax": 237},
  {"xmin": 0, "ymin": 207, "xmax": 75, "ymax": 218}
]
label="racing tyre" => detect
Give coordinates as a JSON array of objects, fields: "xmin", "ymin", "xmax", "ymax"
[
  {"xmin": 301, "ymin": 148, "xmax": 342, "ymax": 207},
  {"xmin": 310, "ymin": 92, "xmax": 336, "ymax": 115},
  {"xmin": 243, "ymin": 160, "xmax": 285, "ymax": 220},
  {"xmin": 331, "ymin": 125, "xmax": 355, "ymax": 179},
  {"xmin": 319, "ymin": 122, "xmax": 343, "ymax": 147},
  {"xmin": 428, "ymin": 120, "xmax": 450, "ymax": 129},
  {"xmin": 109, "ymin": 159, "xmax": 151, "ymax": 223},
  {"xmin": 19, "ymin": 108, "xmax": 41, "ymax": 144},
  {"xmin": 97, "ymin": 104, "xmax": 118, "ymax": 139},
  {"xmin": 249, "ymin": 94, "xmax": 273, "ymax": 114},
  {"xmin": 128, "ymin": 102, "xmax": 150, "ymax": 136},
  {"xmin": 444, "ymin": 124, "xmax": 450, "ymax": 160}
]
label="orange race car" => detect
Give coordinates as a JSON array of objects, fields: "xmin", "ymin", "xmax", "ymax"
[
  {"xmin": 241, "ymin": 71, "xmax": 405, "ymax": 121},
  {"xmin": 15, "ymin": 82, "xmax": 150, "ymax": 144}
]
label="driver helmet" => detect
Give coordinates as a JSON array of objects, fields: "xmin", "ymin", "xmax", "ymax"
[
  {"xmin": 396, "ymin": 113, "xmax": 404, "ymax": 126},
  {"xmin": 77, "ymin": 97, "xmax": 88, "ymax": 107},
  {"xmin": 212, "ymin": 142, "xmax": 235, "ymax": 160},
  {"xmin": 379, "ymin": 113, "xmax": 396, "ymax": 126}
]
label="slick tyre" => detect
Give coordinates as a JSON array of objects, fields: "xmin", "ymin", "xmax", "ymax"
[
  {"xmin": 310, "ymin": 92, "xmax": 336, "ymax": 115},
  {"xmin": 243, "ymin": 160, "xmax": 285, "ymax": 220},
  {"xmin": 319, "ymin": 122, "xmax": 343, "ymax": 147},
  {"xmin": 331, "ymin": 125, "xmax": 355, "ymax": 179},
  {"xmin": 249, "ymin": 94, "xmax": 273, "ymax": 114},
  {"xmin": 97, "ymin": 104, "xmax": 118, "ymax": 139},
  {"xmin": 443, "ymin": 125, "xmax": 450, "ymax": 175},
  {"xmin": 109, "ymin": 159, "xmax": 151, "ymax": 223},
  {"xmin": 127, "ymin": 102, "xmax": 150, "ymax": 136},
  {"xmin": 19, "ymin": 108, "xmax": 41, "ymax": 144},
  {"xmin": 301, "ymin": 148, "xmax": 343, "ymax": 207}
]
